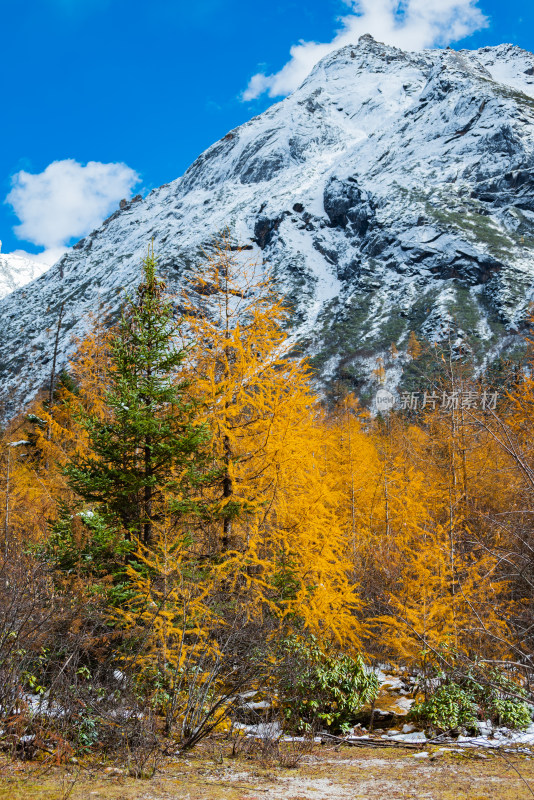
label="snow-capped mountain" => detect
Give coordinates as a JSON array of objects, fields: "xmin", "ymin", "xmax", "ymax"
[
  {"xmin": 1, "ymin": 35, "xmax": 534, "ymax": 418},
  {"xmin": 0, "ymin": 249, "xmax": 50, "ymax": 300}
]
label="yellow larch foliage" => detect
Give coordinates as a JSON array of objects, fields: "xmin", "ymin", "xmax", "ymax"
[
  {"xmin": 112, "ymin": 513, "xmax": 218, "ymax": 678},
  {"xmin": 181, "ymin": 238, "xmax": 365, "ymax": 648},
  {"xmin": 370, "ymin": 413, "xmax": 512, "ymax": 666},
  {"xmin": 1, "ymin": 241, "xmax": 521, "ymax": 677},
  {"xmin": 0, "ymin": 314, "xmax": 113, "ymax": 549},
  {"xmin": 407, "ymin": 330, "xmax": 422, "ymax": 360},
  {"xmin": 324, "ymin": 396, "xmax": 512, "ymax": 666}
]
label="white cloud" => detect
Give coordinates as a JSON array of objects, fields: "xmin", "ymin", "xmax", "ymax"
[
  {"xmin": 242, "ymin": 0, "xmax": 489, "ymax": 100},
  {"xmin": 5, "ymin": 159, "xmax": 140, "ymax": 263},
  {"xmin": 10, "ymin": 247, "xmax": 67, "ymax": 267}
]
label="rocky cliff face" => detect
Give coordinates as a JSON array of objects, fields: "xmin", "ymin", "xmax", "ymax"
[{"xmin": 1, "ymin": 35, "xmax": 534, "ymax": 418}]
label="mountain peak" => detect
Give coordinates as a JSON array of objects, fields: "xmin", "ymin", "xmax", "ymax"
[
  {"xmin": 1, "ymin": 39, "xmax": 534, "ymax": 419},
  {"xmin": 0, "ymin": 250, "xmax": 49, "ymax": 300}
]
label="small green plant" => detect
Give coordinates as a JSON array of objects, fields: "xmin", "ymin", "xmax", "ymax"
[
  {"xmin": 411, "ymin": 658, "xmax": 532, "ymax": 732},
  {"xmin": 411, "ymin": 683, "xmax": 478, "ymax": 731},
  {"xmin": 476, "ymin": 667, "xmax": 532, "ymax": 729},
  {"xmin": 490, "ymin": 696, "xmax": 532, "ymax": 728},
  {"xmin": 21, "ymin": 670, "xmax": 47, "ymax": 696},
  {"xmin": 277, "ymin": 636, "xmax": 379, "ymax": 733},
  {"xmin": 76, "ymin": 715, "xmax": 100, "ymax": 751}
]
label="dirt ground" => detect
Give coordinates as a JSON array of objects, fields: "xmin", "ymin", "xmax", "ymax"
[{"xmin": 1, "ymin": 742, "xmax": 534, "ymax": 800}]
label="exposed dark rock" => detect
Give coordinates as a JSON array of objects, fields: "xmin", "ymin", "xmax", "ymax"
[
  {"xmin": 313, "ymin": 239, "xmax": 339, "ymax": 265},
  {"xmin": 472, "ymin": 167, "xmax": 534, "ymax": 211},
  {"xmin": 429, "ymin": 251, "xmax": 503, "ymax": 284},
  {"xmin": 254, "ymin": 215, "xmax": 286, "ymax": 249},
  {"xmin": 233, "ymin": 130, "xmax": 291, "ymax": 185},
  {"xmin": 323, "ymin": 177, "xmax": 374, "ymax": 235},
  {"xmin": 240, "ymin": 153, "xmax": 287, "ymax": 184}
]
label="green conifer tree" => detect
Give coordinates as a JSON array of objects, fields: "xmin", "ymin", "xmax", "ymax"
[{"xmin": 66, "ymin": 248, "xmax": 211, "ymax": 547}]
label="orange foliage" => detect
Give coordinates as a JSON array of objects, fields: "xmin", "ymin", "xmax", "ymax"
[
  {"xmin": 0, "ymin": 243, "xmax": 529, "ymax": 672},
  {"xmin": 180, "ymin": 239, "xmax": 364, "ymax": 647},
  {"xmin": 0, "ymin": 313, "xmax": 113, "ymax": 548}
]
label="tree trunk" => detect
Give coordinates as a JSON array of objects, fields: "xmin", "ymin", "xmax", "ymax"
[
  {"xmin": 144, "ymin": 440, "xmax": 153, "ymax": 547},
  {"xmin": 222, "ymin": 433, "xmax": 232, "ymax": 550}
]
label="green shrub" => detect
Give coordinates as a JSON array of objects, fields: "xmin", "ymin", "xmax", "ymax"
[
  {"xmin": 411, "ymin": 661, "xmax": 532, "ymax": 732},
  {"xmin": 411, "ymin": 683, "xmax": 478, "ymax": 731},
  {"xmin": 490, "ymin": 696, "xmax": 532, "ymax": 729},
  {"xmin": 277, "ymin": 636, "xmax": 379, "ymax": 733},
  {"xmin": 476, "ymin": 668, "xmax": 532, "ymax": 729},
  {"xmin": 38, "ymin": 504, "xmax": 133, "ymax": 605}
]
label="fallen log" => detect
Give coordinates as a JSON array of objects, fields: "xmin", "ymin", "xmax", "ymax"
[{"xmin": 320, "ymin": 733, "xmax": 424, "ymax": 750}]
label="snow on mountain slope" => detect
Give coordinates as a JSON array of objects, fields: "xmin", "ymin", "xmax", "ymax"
[
  {"xmin": 473, "ymin": 43, "xmax": 534, "ymax": 98},
  {"xmin": 1, "ymin": 34, "xmax": 534, "ymax": 418},
  {"xmin": 0, "ymin": 249, "xmax": 50, "ymax": 300}
]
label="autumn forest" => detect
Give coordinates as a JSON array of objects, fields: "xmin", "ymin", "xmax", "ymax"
[{"xmin": 2, "ymin": 240, "xmax": 534, "ymax": 763}]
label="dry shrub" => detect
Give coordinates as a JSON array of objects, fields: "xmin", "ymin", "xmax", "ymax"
[
  {"xmin": 230, "ymin": 724, "xmax": 314, "ymax": 769},
  {"xmin": 0, "ymin": 546, "xmax": 273, "ymax": 765},
  {"xmin": 0, "ymin": 547, "xmax": 160, "ymax": 765},
  {"xmin": 278, "ymin": 735, "xmax": 315, "ymax": 768}
]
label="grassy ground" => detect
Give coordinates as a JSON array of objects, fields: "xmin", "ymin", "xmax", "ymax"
[{"xmin": 1, "ymin": 742, "xmax": 534, "ymax": 800}]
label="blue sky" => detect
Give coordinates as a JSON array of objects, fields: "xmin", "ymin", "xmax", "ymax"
[{"xmin": 1, "ymin": 0, "xmax": 533, "ymax": 261}]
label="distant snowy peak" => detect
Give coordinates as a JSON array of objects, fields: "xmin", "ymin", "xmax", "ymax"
[
  {"xmin": 0, "ymin": 251, "xmax": 50, "ymax": 299},
  {"xmin": 472, "ymin": 43, "xmax": 534, "ymax": 98}
]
